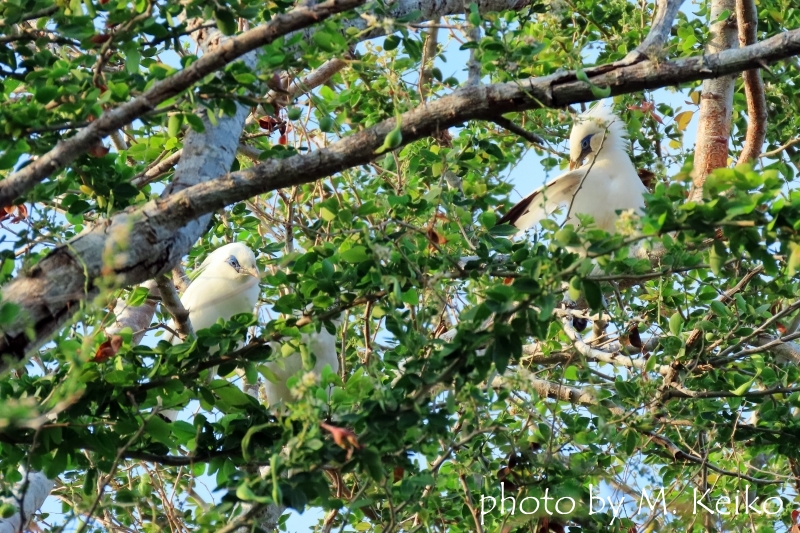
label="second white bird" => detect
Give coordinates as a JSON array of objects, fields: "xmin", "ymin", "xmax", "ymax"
[{"xmin": 499, "ymin": 102, "xmax": 646, "ymax": 235}]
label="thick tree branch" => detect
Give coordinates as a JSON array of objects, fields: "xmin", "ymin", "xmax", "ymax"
[
  {"xmin": 623, "ymin": 0, "xmax": 684, "ymax": 63},
  {"xmin": 689, "ymin": 0, "xmax": 738, "ymax": 200},
  {"xmin": 0, "ymin": 0, "xmax": 366, "ymax": 208},
  {"xmin": 0, "ymin": 471, "xmax": 54, "ymax": 533},
  {"xmin": 736, "ymin": 0, "xmax": 767, "ymax": 163},
  {"xmin": 1, "ymin": 0, "xmax": 536, "ymax": 208},
  {"xmin": 3, "ymin": 30, "xmax": 800, "ymax": 359}
]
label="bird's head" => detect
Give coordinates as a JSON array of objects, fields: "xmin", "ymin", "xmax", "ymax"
[
  {"xmin": 196, "ymin": 242, "xmax": 260, "ymax": 284},
  {"xmin": 568, "ymin": 102, "xmax": 628, "ymax": 170}
]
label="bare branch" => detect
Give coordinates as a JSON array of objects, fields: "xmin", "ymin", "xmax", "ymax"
[
  {"xmin": 623, "ymin": 0, "xmax": 685, "ymax": 63},
  {"xmin": 131, "ymin": 150, "xmax": 182, "ymax": 188},
  {"xmin": 759, "ymin": 137, "xmax": 800, "ymax": 159},
  {"xmin": 154, "ymin": 275, "xmax": 194, "ymax": 340},
  {"xmin": 106, "ymin": 280, "xmax": 160, "ymax": 345},
  {"xmin": 490, "ymin": 116, "xmax": 568, "ymax": 158},
  {"xmin": 0, "ymin": 471, "xmax": 55, "ymax": 533}
]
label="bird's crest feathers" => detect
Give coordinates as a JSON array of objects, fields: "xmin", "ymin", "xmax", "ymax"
[{"xmin": 570, "ymin": 101, "xmax": 629, "ymax": 154}]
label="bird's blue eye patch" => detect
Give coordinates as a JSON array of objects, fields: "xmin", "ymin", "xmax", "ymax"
[
  {"xmin": 226, "ymin": 255, "xmax": 241, "ymax": 272},
  {"xmin": 580, "ymin": 134, "xmax": 594, "ymax": 150}
]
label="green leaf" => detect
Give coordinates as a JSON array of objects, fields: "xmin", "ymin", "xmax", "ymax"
[
  {"xmin": 128, "ymin": 286, "xmax": 151, "ymax": 307},
  {"xmin": 35, "ymin": 86, "xmax": 58, "ymax": 104},
  {"xmin": 583, "ymin": 279, "xmax": 602, "ymax": 310},
  {"xmin": 146, "ymin": 416, "xmax": 173, "ymax": 445},
  {"xmin": 185, "ymin": 114, "xmax": 205, "ymax": 133},
  {"xmin": 383, "ymin": 35, "xmax": 401, "ymax": 51},
  {"xmin": 167, "ymin": 114, "xmax": 182, "ymax": 138},
  {"xmin": 214, "ymin": 8, "xmax": 238, "ymax": 36},
  {"xmin": 374, "ymin": 114, "xmax": 403, "ymax": 154},
  {"xmin": 709, "ymin": 240, "xmax": 727, "ymax": 275},
  {"xmin": 214, "ymin": 382, "xmax": 254, "ymax": 407},
  {"xmin": 624, "ymin": 430, "xmax": 638, "ymax": 455},
  {"xmin": 568, "ymin": 276, "xmax": 582, "ymax": 302},
  {"xmin": 0, "ymin": 303, "xmax": 20, "ymax": 325},
  {"xmin": 313, "ymin": 31, "xmax": 334, "ymax": 52},
  {"xmin": 0, "ymin": 504, "xmax": 16, "ymax": 519},
  {"xmin": 340, "ymin": 246, "xmax": 369, "ymax": 263},
  {"xmin": 668, "ymin": 312, "xmax": 684, "ymax": 336},
  {"xmin": 361, "ymin": 448, "xmax": 384, "ymax": 482},
  {"xmin": 575, "ymin": 68, "xmax": 611, "ymax": 98},
  {"xmin": 236, "ymin": 483, "xmax": 256, "ymax": 501}
]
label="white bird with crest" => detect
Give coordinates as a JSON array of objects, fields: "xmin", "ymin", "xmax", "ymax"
[
  {"xmin": 164, "ymin": 241, "xmax": 339, "ymax": 409},
  {"xmin": 498, "ymin": 102, "xmax": 646, "ymax": 234},
  {"xmin": 164, "ymin": 242, "xmax": 261, "ymax": 343}
]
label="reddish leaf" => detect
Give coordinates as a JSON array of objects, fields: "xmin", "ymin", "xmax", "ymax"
[
  {"xmin": 637, "ymin": 169, "xmax": 655, "ymax": 190},
  {"xmin": 92, "ymin": 335, "xmax": 123, "ymax": 362},
  {"xmin": 426, "ymin": 227, "xmax": 446, "ymax": 245},
  {"xmin": 628, "ymin": 323, "xmax": 643, "ymax": 348},
  {"xmin": 0, "ymin": 205, "xmax": 28, "ymax": 224},
  {"xmin": 321, "ymin": 422, "xmax": 361, "ymax": 460},
  {"xmin": 777, "ymin": 322, "xmax": 788, "ymax": 334},
  {"xmin": 278, "ymin": 134, "xmax": 287, "ymax": 146},
  {"xmin": 257, "ymin": 115, "xmax": 287, "ymax": 135},
  {"xmin": 393, "ymin": 466, "xmax": 404, "ymax": 482},
  {"xmin": 88, "ymin": 144, "xmax": 110, "ymax": 158},
  {"xmin": 90, "ymin": 34, "xmax": 112, "ymax": 44}
]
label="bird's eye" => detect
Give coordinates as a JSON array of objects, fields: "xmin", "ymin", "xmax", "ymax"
[
  {"xmin": 581, "ymin": 134, "xmax": 593, "ymax": 150},
  {"xmin": 226, "ymin": 255, "xmax": 241, "ymax": 272}
]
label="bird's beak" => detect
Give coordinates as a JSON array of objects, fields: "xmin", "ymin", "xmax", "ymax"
[
  {"xmin": 569, "ymin": 160, "xmax": 578, "ymax": 171},
  {"xmin": 242, "ymin": 268, "xmax": 260, "ymax": 280}
]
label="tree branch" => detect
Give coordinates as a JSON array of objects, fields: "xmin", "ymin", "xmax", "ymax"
[
  {"xmin": 0, "ymin": 0, "xmax": 366, "ymax": 208},
  {"xmin": 623, "ymin": 0, "xmax": 684, "ymax": 63},
  {"xmin": 736, "ymin": 0, "xmax": 767, "ymax": 163},
  {"xmin": 154, "ymin": 275, "xmax": 194, "ymax": 340},
  {"xmin": 0, "ymin": 471, "xmax": 54, "ymax": 533},
  {"xmin": 689, "ymin": 0, "xmax": 738, "ymax": 200}
]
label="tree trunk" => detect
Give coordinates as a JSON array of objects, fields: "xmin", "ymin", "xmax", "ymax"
[{"xmin": 690, "ymin": 0, "xmax": 739, "ymax": 199}]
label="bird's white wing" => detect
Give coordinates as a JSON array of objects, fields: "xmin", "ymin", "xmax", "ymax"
[{"xmin": 498, "ymin": 169, "xmax": 583, "ymax": 232}]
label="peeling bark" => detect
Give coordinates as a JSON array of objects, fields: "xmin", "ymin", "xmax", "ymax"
[
  {"xmin": 736, "ymin": 0, "xmax": 767, "ymax": 163},
  {"xmin": 690, "ymin": 0, "xmax": 738, "ymax": 199},
  {"xmin": 0, "ymin": 471, "xmax": 54, "ymax": 533}
]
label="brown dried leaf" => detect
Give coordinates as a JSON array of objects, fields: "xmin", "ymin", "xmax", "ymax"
[
  {"xmin": 92, "ymin": 335, "xmax": 123, "ymax": 362},
  {"xmin": 320, "ymin": 422, "xmax": 361, "ymax": 460},
  {"xmin": 637, "ymin": 169, "xmax": 656, "ymax": 190},
  {"xmin": 628, "ymin": 323, "xmax": 642, "ymax": 348},
  {"xmin": 88, "ymin": 144, "xmax": 110, "ymax": 158},
  {"xmin": 90, "ymin": 34, "xmax": 112, "ymax": 44}
]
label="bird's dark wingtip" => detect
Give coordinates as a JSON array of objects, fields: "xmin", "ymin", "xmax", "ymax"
[{"xmin": 498, "ymin": 191, "xmax": 537, "ymax": 227}]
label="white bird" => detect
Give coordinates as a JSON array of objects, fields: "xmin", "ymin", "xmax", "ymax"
[
  {"xmin": 165, "ymin": 242, "xmax": 261, "ymax": 342},
  {"xmin": 498, "ymin": 102, "xmax": 646, "ymax": 235},
  {"xmin": 161, "ymin": 242, "xmax": 260, "ymax": 420},
  {"xmin": 264, "ymin": 316, "xmax": 341, "ymax": 407}
]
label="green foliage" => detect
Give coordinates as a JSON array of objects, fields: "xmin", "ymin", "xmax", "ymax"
[{"xmin": 2, "ymin": 1, "xmax": 800, "ymax": 533}]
